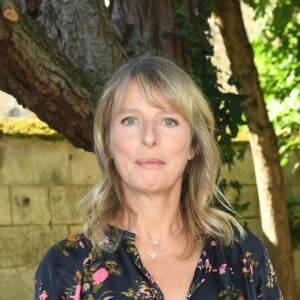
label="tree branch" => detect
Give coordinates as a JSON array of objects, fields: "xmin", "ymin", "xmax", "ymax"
[
  {"xmin": 1, "ymin": 0, "xmax": 19, "ymax": 22},
  {"xmin": 0, "ymin": 1, "xmax": 127, "ymax": 151},
  {"xmin": 0, "ymin": 13, "xmax": 95, "ymax": 150}
]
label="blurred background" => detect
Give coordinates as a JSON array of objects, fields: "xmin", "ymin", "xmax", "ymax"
[{"xmin": 0, "ymin": 0, "xmax": 299, "ymax": 299}]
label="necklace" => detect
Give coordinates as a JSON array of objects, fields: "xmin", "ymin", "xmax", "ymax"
[
  {"xmin": 140, "ymin": 224, "xmax": 185, "ymax": 259},
  {"xmin": 150, "ymin": 240, "xmax": 159, "ymax": 245},
  {"xmin": 116, "ymin": 213, "xmax": 185, "ymax": 259}
]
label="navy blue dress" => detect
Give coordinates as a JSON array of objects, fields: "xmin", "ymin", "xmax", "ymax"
[{"xmin": 34, "ymin": 226, "xmax": 282, "ymax": 299}]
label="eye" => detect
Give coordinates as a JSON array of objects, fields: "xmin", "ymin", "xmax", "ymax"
[
  {"xmin": 163, "ymin": 118, "xmax": 178, "ymax": 127},
  {"xmin": 121, "ymin": 116, "xmax": 137, "ymax": 126}
]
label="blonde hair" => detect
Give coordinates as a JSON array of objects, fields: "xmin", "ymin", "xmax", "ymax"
[{"xmin": 80, "ymin": 56, "xmax": 244, "ymax": 252}]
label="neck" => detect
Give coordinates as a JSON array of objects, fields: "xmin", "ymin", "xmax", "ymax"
[{"xmin": 119, "ymin": 187, "xmax": 183, "ymax": 241}]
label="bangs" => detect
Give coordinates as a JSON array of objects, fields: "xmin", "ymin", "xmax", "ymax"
[
  {"xmin": 112, "ymin": 74, "xmax": 191, "ymax": 122},
  {"xmin": 100, "ymin": 56, "xmax": 203, "ymax": 133}
]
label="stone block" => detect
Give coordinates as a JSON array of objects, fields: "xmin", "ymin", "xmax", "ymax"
[
  {"xmin": 244, "ymin": 218, "xmax": 263, "ymax": 239},
  {"xmin": 0, "ymin": 185, "xmax": 11, "ymax": 224},
  {"xmin": 282, "ymin": 155, "xmax": 300, "ymax": 184},
  {"xmin": 294, "ymin": 248, "xmax": 300, "ymax": 280},
  {"xmin": 296, "ymin": 283, "xmax": 300, "ymax": 300},
  {"xmin": 224, "ymin": 185, "xmax": 259, "ymax": 218},
  {"xmin": 50, "ymin": 185, "xmax": 90, "ymax": 224},
  {"xmin": 0, "ymin": 137, "xmax": 69, "ymax": 185},
  {"xmin": 68, "ymin": 145, "xmax": 101, "ymax": 185},
  {"xmin": 0, "ymin": 225, "xmax": 68, "ymax": 268},
  {"xmin": 222, "ymin": 146, "xmax": 256, "ymax": 184},
  {"xmin": 69, "ymin": 224, "xmax": 83, "ymax": 235},
  {"xmin": 0, "ymin": 266, "xmax": 35, "ymax": 300},
  {"xmin": 294, "ymin": 249, "xmax": 300, "ymax": 299},
  {"xmin": 284, "ymin": 184, "xmax": 300, "ymax": 201},
  {"xmin": 12, "ymin": 186, "xmax": 51, "ymax": 225}
]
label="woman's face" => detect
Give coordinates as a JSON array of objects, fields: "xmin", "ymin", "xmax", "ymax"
[{"xmin": 109, "ymin": 81, "xmax": 194, "ymax": 196}]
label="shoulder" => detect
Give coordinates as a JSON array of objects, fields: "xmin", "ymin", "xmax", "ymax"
[
  {"xmin": 226, "ymin": 228, "xmax": 269, "ymax": 263},
  {"xmin": 204, "ymin": 228, "xmax": 268, "ymax": 263},
  {"xmin": 233, "ymin": 229, "xmax": 282, "ymax": 297},
  {"xmin": 233, "ymin": 228, "xmax": 271, "ymax": 262},
  {"xmin": 205, "ymin": 227, "xmax": 267, "ymax": 255},
  {"xmin": 55, "ymin": 233, "xmax": 92, "ymax": 256},
  {"xmin": 41, "ymin": 233, "xmax": 92, "ymax": 265},
  {"xmin": 204, "ymin": 228, "xmax": 273, "ymax": 271},
  {"xmin": 204, "ymin": 229, "xmax": 282, "ymax": 298},
  {"xmin": 231, "ymin": 229, "xmax": 281, "ymax": 291},
  {"xmin": 34, "ymin": 234, "xmax": 92, "ymax": 299},
  {"xmin": 237, "ymin": 229, "xmax": 266, "ymax": 250}
]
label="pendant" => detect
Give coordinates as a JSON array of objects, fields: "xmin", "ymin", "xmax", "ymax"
[{"xmin": 148, "ymin": 251, "xmax": 158, "ymax": 259}]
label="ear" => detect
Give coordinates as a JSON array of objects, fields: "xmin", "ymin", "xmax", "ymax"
[{"xmin": 188, "ymin": 147, "xmax": 195, "ymax": 160}]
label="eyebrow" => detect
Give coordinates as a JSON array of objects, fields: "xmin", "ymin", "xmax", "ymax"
[{"xmin": 115, "ymin": 107, "xmax": 182, "ymax": 116}]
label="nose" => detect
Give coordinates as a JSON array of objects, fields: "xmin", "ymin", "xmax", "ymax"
[{"xmin": 142, "ymin": 122, "xmax": 158, "ymax": 147}]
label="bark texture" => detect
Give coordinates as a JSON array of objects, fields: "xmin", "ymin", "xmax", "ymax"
[
  {"xmin": 0, "ymin": 0, "xmax": 126, "ymax": 151},
  {"xmin": 212, "ymin": 0, "xmax": 295, "ymax": 299},
  {"xmin": 0, "ymin": 14, "xmax": 94, "ymax": 150},
  {"xmin": 33, "ymin": 0, "xmax": 126, "ymax": 90},
  {"xmin": 110, "ymin": 0, "xmax": 186, "ymax": 66}
]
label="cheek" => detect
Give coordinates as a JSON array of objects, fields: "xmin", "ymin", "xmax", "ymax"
[
  {"xmin": 109, "ymin": 128, "xmax": 124, "ymax": 157},
  {"xmin": 180, "ymin": 134, "xmax": 194, "ymax": 159},
  {"xmin": 109, "ymin": 142, "xmax": 130, "ymax": 176},
  {"xmin": 169, "ymin": 138, "xmax": 193, "ymax": 165},
  {"xmin": 109, "ymin": 132, "xmax": 133, "ymax": 161}
]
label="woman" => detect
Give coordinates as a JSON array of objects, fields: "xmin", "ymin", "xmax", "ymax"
[{"xmin": 35, "ymin": 56, "xmax": 282, "ymax": 299}]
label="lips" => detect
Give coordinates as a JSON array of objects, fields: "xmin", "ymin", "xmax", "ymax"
[{"xmin": 135, "ymin": 158, "xmax": 165, "ymax": 167}]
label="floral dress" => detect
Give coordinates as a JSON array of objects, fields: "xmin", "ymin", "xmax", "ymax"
[{"xmin": 34, "ymin": 226, "xmax": 282, "ymax": 299}]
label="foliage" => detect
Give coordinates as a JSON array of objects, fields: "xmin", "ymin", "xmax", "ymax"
[
  {"xmin": 287, "ymin": 195, "xmax": 300, "ymax": 247},
  {"xmin": 0, "ymin": 119, "xmax": 62, "ymax": 139},
  {"xmin": 173, "ymin": 0, "xmax": 246, "ymax": 166},
  {"xmin": 244, "ymin": 0, "xmax": 300, "ymax": 170},
  {"xmin": 243, "ymin": 0, "xmax": 300, "ymax": 245},
  {"xmin": 220, "ymin": 178, "xmax": 250, "ymax": 226},
  {"xmin": 266, "ymin": 96, "xmax": 300, "ymax": 171}
]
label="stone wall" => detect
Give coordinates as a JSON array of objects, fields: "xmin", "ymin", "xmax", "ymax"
[{"xmin": 0, "ymin": 136, "xmax": 299, "ymax": 299}]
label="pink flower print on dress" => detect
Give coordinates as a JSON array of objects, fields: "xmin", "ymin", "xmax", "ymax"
[
  {"xmin": 219, "ymin": 263, "xmax": 227, "ymax": 274},
  {"xmin": 93, "ymin": 268, "xmax": 109, "ymax": 285},
  {"xmin": 70, "ymin": 284, "xmax": 81, "ymax": 300},
  {"xmin": 210, "ymin": 240, "xmax": 217, "ymax": 247},
  {"xmin": 249, "ymin": 263, "xmax": 254, "ymax": 275},
  {"xmin": 39, "ymin": 291, "xmax": 48, "ymax": 300},
  {"xmin": 82, "ymin": 283, "xmax": 90, "ymax": 292},
  {"xmin": 204, "ymin": 259, "xmax": 212, "ymax": 273}
]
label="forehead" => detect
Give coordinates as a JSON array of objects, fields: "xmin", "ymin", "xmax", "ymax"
[{"xmin": 112, "ymin": 80, "xmax": 178, "ymax": 113}]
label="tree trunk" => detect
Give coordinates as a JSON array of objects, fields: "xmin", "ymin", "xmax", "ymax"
[
  {"xmin": 110, "ymin": 0, "xmax": 186, "ymax": 66},
  {"xmin": 31, "ymin": 0, "xmax": 126, "ymax": 89},
  {"xmin": 212, "ymin": 0, "xmax": 295, "ymax": 299},
  {"xmin": 0, "ymin": 0, "xmax": 185, "ymax": 149},
  {"xmin": 0, "ymin": 0, "xmax": 126, "ymax": 151}
]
